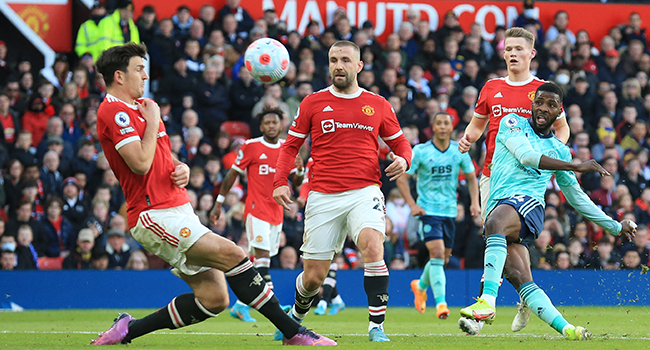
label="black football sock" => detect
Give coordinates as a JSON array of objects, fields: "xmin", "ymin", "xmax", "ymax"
[
  {"xmin": 255, "ymin": 257, "xmax": 272, "ymax": 289},
  {"xmin": 292, "ymin": 271, "xmax": 320, "ymax": 320},
  {"xmin": 364, "ymin": 260, "xmax": 389, "ymax": 325},
  {"xmin": 126, "ymin": 293, "xmax": 217, "ymax": 342},
  {"xmin": 225, "ymin": 258, "xmax": 300, "ymax": 338},
  {"xmin": 321, "ymin": 263, "xmax": 338, "ymax": 304}
]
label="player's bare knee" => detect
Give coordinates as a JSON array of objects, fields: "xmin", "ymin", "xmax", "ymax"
[
  {"xmin": 484, "ymin": 216, "xmax": 503, "ymax": 236},
  {"xmin": 303, "ymin": 269, "xmax": 328, "ymax": 291},
  {"xmin": 198, "ymin": 294, "xmax": 229, "ymax": 314}
]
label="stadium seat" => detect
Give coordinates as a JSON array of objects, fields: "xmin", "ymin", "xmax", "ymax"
[
  {"xmin": 220, "ymin": 121, "xmax": 251, "ymax": 140},
  {"xmin": 38, "ymin": 256, "xmax": 64, "ymax": 270}
]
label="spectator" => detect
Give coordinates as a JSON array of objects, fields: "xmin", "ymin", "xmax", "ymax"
[
  {"xmin": 71, "ymin": 141, "xmax": 97, "ymax": 177},
  {"xmin": 39, "ymin": 54, "xmax": 71, "ymax": 91},
  {"xmin": 545, "ymin": 10, "xmax": 576, "ymax": 46},
  {"xmin": 22, "ymin": 95, "xmax": 55, "ymax": 147},
  {"xmin": 41, "ymin": 196, "xmax": 75, "ymax": 258},
  {"xmin": 218, "ymin": 0, "xmax": 254, "ymax": 36},
  {"xmin": 586, "ymin": 237, "xmax": 620, "ymax": 270},
  {"xmin": 15, "ymin": 225, "xmax": 38, "ymax": 269},
  {"xmin": 0, "ymin": 92, "xmax": 20, "ymax": 149},
  {"xmin": 530, "ymin": 229, "xmax": 555, "ymax": 270},
  {"xmin": 75, "ymin": 0, "xmax": 107, "ymax": 61},
  {"xmin": 567, "ymin": 238, "xmax": 589, "ymax": 268},
  {"xmin": 1, "ymin": 248, "xmax": 16, "ymax": 270},
  {"xmin": 555, "ymin": 251, "xmax": 571, "ymax": 270},
  {"xmin": 597, "ymin": 49, "xmax": 626, "ymax": 89},
  {"xmin": 196, "ymin": 65, "xmax": 230, "ymax": 138},
  {"xmin": 622, "ymin": 224, "xmax": 649, "ymax": 266},
  {"xmin": 198, "ymin": 5, "xmax": 219, "ymax": 37},
  {"xmin": 183, "ymin": 39, "xmax": 205, "ymax": 74},
  {"xmin": 229, "ymin": 65, "xmax": 263, "ymax": 122},
  {"xmin": 40, "ymin": 150, "xmax": 64, "ymax": 197},
  {"xmin": 221, "ymin": 14, "xmax": 246, "ymax": 51},
  {"xmin": 279, "ymin": 245, "xmax": 298, "ymax": 269},
  {"xmin": 622, "ymin": 249, "xmax": 642, "ymax": 269},
  {"xmin": 97, "ymin": 0, "xmax": 140, "ymax": 55},
  {"xmin": 622, "ymin": 12, "xmax": 647, "ymax": 45},
  {"xmin": 3, "ymin": 77, "xmax": 27, "ymax": 116},
  {"xmin": 159, "ymin": 56, "xmax": 198, "ymax": 110},
  {"xmin": 149, "ymin": 18, "xmax": 181, "ymax": 74},
  {"xmin": 514, "ymin": 0, "xmax": 544, "ymax": 44},
  {"xmin": 105, "ymin": 228, "xmax": 131, "ymax": 269},
  {"xmin": 91, "ymin": 251, "xmax": 109, "ymax": 270},
  {"xmin": 125, "ymin": 250, "xmax": 149, "ymax": 270},
  {"xmin": 62, "ymin": 228, "xmax": 95, "ymax": 269},
  {"xmin": 61, "ymin": 177, "xmax": 90, "ymax": 231},
  {"xmin": 136, "ymin": 5, "xmax": 158, "ymax": 46}
]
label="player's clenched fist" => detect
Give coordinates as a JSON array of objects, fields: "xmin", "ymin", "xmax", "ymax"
[{"xmin": 458, "ymin": 135, "xmax": 472, "ymax": 153}]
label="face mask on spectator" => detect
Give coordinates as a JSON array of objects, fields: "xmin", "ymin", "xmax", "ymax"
[{"xmin": 556, "ymin": 74, "xmax": 570, "ymax": 85}]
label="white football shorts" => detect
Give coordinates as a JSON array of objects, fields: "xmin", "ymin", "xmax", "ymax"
[
  {"xmin": 480, "ymin": 175, "xmax": 490, "ymax": 223},
  {"xmin": 246, "ymin": 214, "xmax": 282, "ymax": 257},
  {"xmin": 301, "ymin": 185, "xmax": 386, "ymax": 260},
  {"xmin": 131, "ymin": 202, "xmax": 211, "ymax": 276}
]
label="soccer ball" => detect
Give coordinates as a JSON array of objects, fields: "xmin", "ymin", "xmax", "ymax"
[{"xmin": 244, "ymin": 38, "xmax": 290, "ymax": 83}]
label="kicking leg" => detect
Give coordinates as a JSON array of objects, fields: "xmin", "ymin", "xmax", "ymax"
[
  {"xmin": 460, "ymin": 205, "xmax": 520, "ymax": 323},
  {"xmin": 230, "ymin": 248, "xmax": 272, "ymax": 323},
  {"xmin": 506, "ymin": 245, "xmax": 591, "ymax": 340}
]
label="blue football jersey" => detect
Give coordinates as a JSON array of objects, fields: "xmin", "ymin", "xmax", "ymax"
[
  {"xmin": 487, "ymin": 113, "xmax": 578, "ymax": 215},
  {"xmin": 406, "ymin": 140, "xmax": 475, "ymax": 217}
]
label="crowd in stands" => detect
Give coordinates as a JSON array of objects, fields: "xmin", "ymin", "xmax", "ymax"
[{"xmin": 0, "ymin": 0, "xmax": 649, "ymax": 272}]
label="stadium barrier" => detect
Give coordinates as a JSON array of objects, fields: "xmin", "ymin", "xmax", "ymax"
[{"xmin": 2, "ymin": 269, "xmax": 648, "ymax": 309}]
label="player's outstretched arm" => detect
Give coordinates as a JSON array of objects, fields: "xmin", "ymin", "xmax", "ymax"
[
  {"xmin": 458, "ymin": 117, "xmax": 489, "ymax": 153},
  {"xmin": 560, "ymin": 183, "xmax": 631, "ymax": 237},
  {"xmin": 209, "ymin": 168, "xmax": 240, "ymax": 225}
]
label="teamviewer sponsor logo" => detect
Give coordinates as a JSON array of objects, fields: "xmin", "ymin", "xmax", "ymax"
[{"xmin": 321, "ymin": 119, "xmax": 335, "ymax": 133}]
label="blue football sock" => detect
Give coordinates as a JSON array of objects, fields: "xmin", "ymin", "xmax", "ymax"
[
  {"xmin": 418, "ymin": 260, "xmax": 431, "ymax": 290},
  {"xmin": 428, "ymin": 258, "xmax": 446, "ymax": 305},
  {"xmin": 482, "ymin": 234, "xmax": 507, "ymax": 299},
  {"xmin": 518, "ymin": 282, "xmax": 570, "ymax": 334}
]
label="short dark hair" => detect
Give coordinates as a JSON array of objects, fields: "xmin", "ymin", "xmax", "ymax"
[
  {"xmin": 431, "ymin": 112, "xmax": 452, "ymax": 124},
  {"xmin": 44, "ymin": 196, "xmax": 64, "ymax": 212},
  {"xmin": 96, "ymin": 43, "xmax": 147, "ymax": 87},
  {"xmin": 256, "ymin": 106, "xmax": 285, "ymax": 122},
  {"xmin": 536, "ymin": 82, "xmax": 563, "ymax": 102}
]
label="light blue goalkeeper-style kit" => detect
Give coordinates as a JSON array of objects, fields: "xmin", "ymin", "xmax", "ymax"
[
  {"xmin": 406, "ymin": 140, "xmax": 475, "ymax": 218},
  {"xmin": 488, "ymin": 113, "xmax": 622, "ymax": 235}
]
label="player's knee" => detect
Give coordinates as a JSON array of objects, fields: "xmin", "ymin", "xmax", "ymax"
[
  {"xmin": 484, "ymin": 216, "xmax": 504, "ymax": 236},
  {"xmin": 201, "ymin": 293, "xmax": 230, "ymax": 314}
]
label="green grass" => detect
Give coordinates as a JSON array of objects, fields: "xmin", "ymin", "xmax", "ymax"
[{"xmin": 0, "ymin": 306, "xmax": 647, "ymax": 349}]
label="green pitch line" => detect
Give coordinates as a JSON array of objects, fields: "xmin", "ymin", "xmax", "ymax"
[{"xmin": 0, "ymin": 307, "xmax": 648, "ymax": 349}]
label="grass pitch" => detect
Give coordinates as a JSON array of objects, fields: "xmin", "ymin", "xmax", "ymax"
[{"xmin": 0, "ymin": 306, "xmax": 647, "ymax": 349}]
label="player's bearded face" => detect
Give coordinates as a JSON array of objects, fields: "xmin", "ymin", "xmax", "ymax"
[{"xmin": 331, "ymin": 67, "xmax": 355, "ymax": 90}]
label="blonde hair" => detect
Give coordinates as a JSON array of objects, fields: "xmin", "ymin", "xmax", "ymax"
[{"xmin": 505, "ymin": 27, "xmax": 535, "ymax": 49}]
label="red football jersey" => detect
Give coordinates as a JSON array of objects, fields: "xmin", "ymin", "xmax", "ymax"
[
  {"xmin": 97, "ymin": 94, "xmax": 189, "ymax": 228},
  {"xmin": 233, "ymin": 137, "xmax": 285, "ymax": 225},
  {"xmin": 274, "ymin": 86, "xmax": 412, "ymax": 193},
  {"xmin": 474, "ymin": 76, "xmax": 565, "ymax": 177}
]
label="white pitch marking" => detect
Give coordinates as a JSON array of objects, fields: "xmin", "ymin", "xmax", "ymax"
[{"xmin": 1, "ymin": 330, "xmax": 650, "ymax": 340}]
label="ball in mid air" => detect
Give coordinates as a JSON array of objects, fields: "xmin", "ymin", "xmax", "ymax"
[{"xmin": 244, "ymin": 38, "xmax": 290, "ymax": 84}]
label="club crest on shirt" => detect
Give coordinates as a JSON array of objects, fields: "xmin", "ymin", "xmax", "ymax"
[
  {"xmin": 180, "ymin": 227, "xmax": 191, "ymax": 238},
  {"xmin": 115, "ymin": 112, "xmax": 130, "ymax": 127},
  {"xmin": 361, "ymin": 105, "xmax": 375, "ymax": 116},
  {"xmin": 528, "ymin": 91, "xmax": 536, "ymax": 101}
]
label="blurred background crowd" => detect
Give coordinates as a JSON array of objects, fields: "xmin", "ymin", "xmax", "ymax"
[{"xmin": 0, "ymin": 0, "xmax": 649, "ymax": 273}]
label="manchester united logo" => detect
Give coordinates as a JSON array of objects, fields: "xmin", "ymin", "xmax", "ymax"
[
  {"xmin": 256, "ymin": 236, "xmax": 263, "ymax": 242},
  {"xmin": 527, "ymin": 91, "xmax": 536, "ymax": 101},
  {"xmin": 180, "ymin": 227, "xmax": 191, "ymax": 238},
  {"xmin": 18, "ymin": 6, "xmax": 50, "ymax": 39},
  {"xmin": 361, "ymin": 105, "xmax": 375, "ymax": 116}
]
